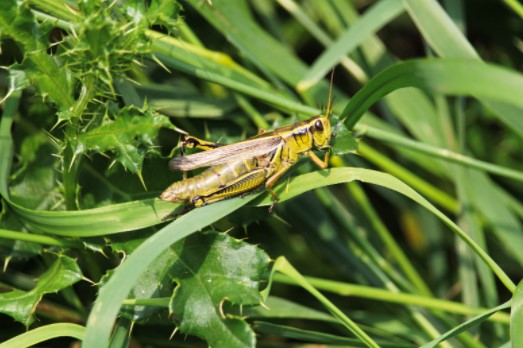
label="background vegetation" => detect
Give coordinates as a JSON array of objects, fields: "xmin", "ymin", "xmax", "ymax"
[{"xmin": 1, "ymin": 0, "xmax": 523, "ymax": 347}]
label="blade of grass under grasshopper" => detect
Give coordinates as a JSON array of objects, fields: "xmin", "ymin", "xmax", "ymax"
[
  {"xmin": 82, "ymin": 194, "xmax": 260, "ymax": 348},
  {"xmin": 255, "ymin": 167, "xmax": 515, "ymax": 293}
]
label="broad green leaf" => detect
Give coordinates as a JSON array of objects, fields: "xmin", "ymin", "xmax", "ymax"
[
  {"xmin": 111, "ymin": 234, "xmax": 178, "ymax": 321},
  {"xmin": 64, "ymin": 105, "xmax": 174, "ymax": 175},
  {"xmin": 169, "ymin": 232, "xmax": 269, "ymax": 347},
  {"xmin": 82, "ymin": 195, "xmax": 259, "ymax": 348},
  {"xmin": 9, "ymin": 139, "xmax": 61, "ymax": 209},
  {"xmin": 331, "ymin": 121, "xmax": 359, "ymax": 155},
  {"xmin": 0, "ymin": 255, "xmax": 83, "ymax": 326}
]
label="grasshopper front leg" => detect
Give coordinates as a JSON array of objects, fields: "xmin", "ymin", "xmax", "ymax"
[
  {"xmin": 192, "ymin": 167, "xmax": 269, "ymax": 207},
  {"xmin": 264, "ymin": 147, "xmax": 299, "ymax": 212},
  {"xmin": 304, "ymin": 149, "xmax": 330, "ymax": 169}
]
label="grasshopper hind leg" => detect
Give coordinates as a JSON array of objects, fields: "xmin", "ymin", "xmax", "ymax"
[
  {"xmin": 191, "ymin": 168, "xmax": 268, "ymax": 207},
  {"xmin": 161, "ymin": 203, "xmax": 194, "ymax": 221}
]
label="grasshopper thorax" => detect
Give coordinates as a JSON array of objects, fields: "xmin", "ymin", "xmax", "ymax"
[{"xmin": 308, "ymin": 115, "xmax": 331, "ymax": 151}]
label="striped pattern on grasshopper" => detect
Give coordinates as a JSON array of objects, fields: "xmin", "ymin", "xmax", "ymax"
[{"xmin": 160, "ymin": 114, "xmax": 332, "ymax": 212}]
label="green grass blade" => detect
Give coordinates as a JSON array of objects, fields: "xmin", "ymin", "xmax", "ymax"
[
  {"xmin": 502, "ymin": 0, "xmax": 523, "ymax": 18},
  {"xmin": 0, "ymin": 323, "xmax": 85, "ymax": 348},
  {"xmin": 273, "ymin": 274, "xmax": 509, "ymax": 323},
  {"xmin": 511, "ymin": 280, "xmax": 523, "ymax": 346},
  {"xmin": 404, "ymin": 0, "xmax": 523, "ymax": 137},
  {"xmin": 403, "ymin": 0, "xmax": 478, "ymax": 58},
  {"xmin": 0, "ymin": 90, "xmax": 19, "ymax": 198},
  {"xmin": 256, "ymin": 167, "xmax": 514, "ymax": 292},
  {"xmin": 82, "ymin": 194, "xmax": 259, "ymax": 348},
  {"xmin": 272, "ymin": 257, "xmax": 380, "ymax": 348},
  {"xmin": 0, "ymin": 228, "xmax": 81, "ymax": 248},
  {"xmin": 343, "ymin": 59, "xmax": 523, "ymax": 129},
  {"xmin": 298, "ymin": 0, "xmax": 404, "ymax": 91},
  {"xmin": 6, "ymin": 198, "xmax": 174, "ymax": 236},
  {"xmin": 362, "ymin": 126, "xmax": 523, "ymax": 183},
  {"xmin": 420, "ymin": 301, "xmax": 511, "ymax": 348}
]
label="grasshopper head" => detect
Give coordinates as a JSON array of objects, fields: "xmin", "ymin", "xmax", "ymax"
[{"xmin": 309, "ymin": 115, "xmax": 331, "ymax": 150}]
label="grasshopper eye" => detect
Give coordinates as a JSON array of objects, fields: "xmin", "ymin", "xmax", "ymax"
[{"xmin": 314, "ymin": 120, "xmax": 324, "ymax": 131}]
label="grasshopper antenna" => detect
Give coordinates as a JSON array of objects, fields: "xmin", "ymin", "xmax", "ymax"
[{"xmin": 326, "ymin": 68, "xmax": 335, "ymax": 119}]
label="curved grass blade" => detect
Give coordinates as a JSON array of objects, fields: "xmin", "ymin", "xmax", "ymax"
[
  {"xmin": 6, "ymin": 198, "xmax": 175, "ymax": 237},
  {"xmin": 403, "ymin": 0, "xmax": 478, "ymax": 59},
  {"xmin": 297, "ymin": 0, "xmax": 404, "ymax": 91},
  {"xmin": 510, "ymin": 280, "xmax": 523, "ymax": 347},
  {"xmin": 271, "ymin": 257, "xmax": 380, "ymax": 348},
  {"xmin": 404, "ymin": 0, "xmax": 523, "ymax": 137},
  {"xmin": 255, "ymin": 167, "xmax": 515, "ymax": 293},
  {"xmin": 0, "ymin": 323, "xmax": 85, "ymax": 348},
  {"xmin": 82, "ymin": 194, "xmax": 259, "ymax": 348},
  {"xmin": 343, "ymin": 59, "xmax": 523, "ymax": 129},
  {"xmin": 420, "ymin": 301, "xmax": 511, "ymax": 348}
]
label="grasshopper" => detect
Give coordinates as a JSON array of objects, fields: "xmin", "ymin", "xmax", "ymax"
[{"xmin": 160, "ymin": 74, "xmax": 335, "ymax": 214}]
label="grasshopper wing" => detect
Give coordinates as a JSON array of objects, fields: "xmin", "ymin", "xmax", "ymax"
[{"xmin": 169, "ymin": 136, "xmax": 283, "ymax": 171}]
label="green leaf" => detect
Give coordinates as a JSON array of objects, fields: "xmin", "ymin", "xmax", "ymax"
[
  {"xmin": 65, "ymin": 105, "xmax": 174, "ymax": 175},
  {"xmin": 181, "ymin": 0, "xmax": 331, "ymax": 104},
  {"xmin": 403, "ymin": 0, "xmax": 478, "ymax": 59},
  {"xmin": 169, "ymin": 232, "xmax": 269, "ymax": 347},
  {"xmin": 0, "ymin": 255, "xmax": 83, "ymax": 326},
  {"xmin": 0, "ymin": 1, "xmax": 75, "ymax": 111},
  {"xmin": 83, "ymin": 195, "xmax": 259, "ymax": 348},
  {"xmin": 144, "ymin": 0, "xmax": 181, "ymax": 31},
  {"xmin": 331, "ymin": 121, "xmax": 359, "ymax": 155},
  {"xmin": 0, "ymin": 0, "xmax": 41, "ymax": 49},
  {"xmin": 9, "ymin": 137, "xmax": 61, "ymax": 209}
]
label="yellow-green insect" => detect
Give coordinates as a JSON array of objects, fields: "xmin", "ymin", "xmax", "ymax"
[{"xmin": 160, "ymin": 76, "xmax": 335, "ymax": 213}]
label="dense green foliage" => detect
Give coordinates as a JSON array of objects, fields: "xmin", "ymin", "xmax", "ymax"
[{"xmin": 1, "ymin": 0, "xmax": 523, "ymax": 347}]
